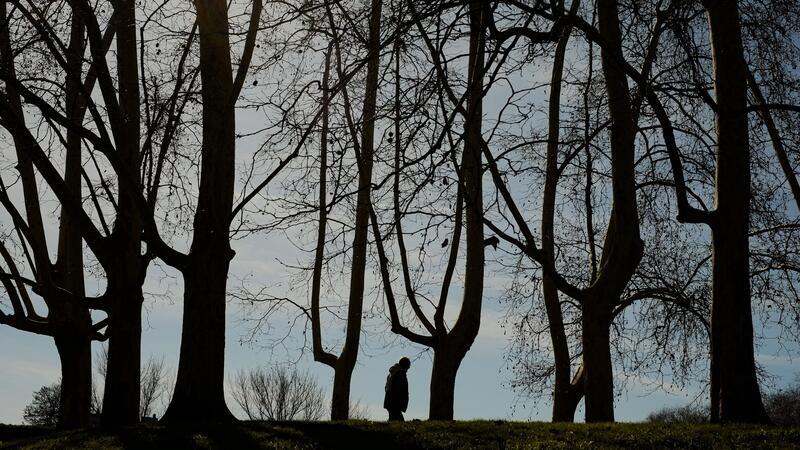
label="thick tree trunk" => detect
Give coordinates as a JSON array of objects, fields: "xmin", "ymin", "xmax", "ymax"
[
  {"xmin": 102, "ymin": 291, "xmax": 142, "ymax": 425},
  {"xmin": 54, "ymin": 330, "xmax": 92, "ymax": 429},
  {"xmin": 704, "ymin": 0, "xmax": 770, "ymax": 424},
  {"xmin": 102, "ymin": 0, "xmax": 144, "ymax": 427},
  {"xmin": 162, "ymin": 257, "xmax": 234, "ymax": 424},
  {"xmin": 51, "ymin": 10, "xmax": 92, "ymax": 430},
  {"xmin": 428, "ymin": 347, "xmax": 461, "ymax": 420},
  {"xmin": 711, "ymin": 221, "xmax": 767, "ymax": 422},
  {"xmin": 581, "ymin": 0, "xmax": 643, "ymax": 423},
  {"xmin": 161, "ymin": 0, "xmax": 236, "ymax": 424},
  {"xmin": 581, "ymin": 301, "xmax": 614, "ymax": 422}
]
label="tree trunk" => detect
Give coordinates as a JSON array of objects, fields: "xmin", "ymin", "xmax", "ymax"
[
  {"xmin": 547, "ymin": 282, "xmax": 579, "ymax": 422},
  {"xmin": 330, "ymin": 360, "xmax": 354, "ymax": 420},
  {"xmin": 704, "ymin": 0, "xmax": 770, "ymax": 424},
  {"xmin": 161, "ymin": 0, "xmax": 236, "ymax": 424},
  {"xmin": 54, "ymin": 330, "xmax": 92, "ymax": 429},
  {"xmin": 426, "ymin": 0, "xmax": 486, "ymax": 422},
  {"xmin": 101, "ymin": 291, "xmax": 142, "ymax": 425},
  {"xmin": 328, "ymin": 152, "xmax": 370, "ymax": 420},
  {"xmin": 553, "ymin": 364, "xmax": 584, "ymax": 422},
  {"xmin": 51, "ymin": 9, "xmax": 91, "ymax": 430},
  {"xmin": 162, "ymin": 258, "xmax": 234, "ymax": 424},
  {"xmin": 580, "ymin": 0, "xmax": 643, "ymax": 423},
  {"xmin": 428, "ymin": 347, "xmax": 461, "ymax": 420},
  {"xmin": 543, "ymin": 0, "xmax": 581, "ymax": 423},
  {"xmin": 562, "ymin": 367, "xmax": 585, "ymax": 422},
  {"xmin": 710, "ymin": 224, "xmax": 768, "ymax": 422},
  {"xmin": 102, "ymin": 0, "xmax": 144, "ymax": 427},
  {"xmin": 581, "ymin": 301, "xmax": 614, "ymax": 422},
  {"xmin": 326, "ymin": 0, "xmax": 383, "ymax": 421}
]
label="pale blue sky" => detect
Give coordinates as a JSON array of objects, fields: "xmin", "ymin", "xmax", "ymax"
[{"xmin": 1, "ymin": 226, "xmax": 797, "ymax": 424}]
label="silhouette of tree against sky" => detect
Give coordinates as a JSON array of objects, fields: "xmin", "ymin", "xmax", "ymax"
[
  {"xmin": 490, "ymin": 0, "xmax": 800, "ymax": 423},
  {"xmin": 367, "ymin": 0, "xmax": 491, "ymax": 420},
  {"xmin": 230, "ymin": 366, "xmax": 326, "ymax": 421},
  {"xmin": 0, "ymin": 1, "xmax": 113, "ymax": 428},
  {"xmin": 231, "ymin": 0, "xmax": 798, "ymax": 424},
  {"xmin": 0, "ymin": 0, "xmax": 207, "ymax": 427},
  {"xmin": 1, "ymin": 0, "xmax": 799, "ymax": 429}
]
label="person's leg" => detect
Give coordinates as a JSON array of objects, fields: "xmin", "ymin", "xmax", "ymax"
[{"xmin": 388, "ymin": 409, "xmax": 404, "ymax": 421}]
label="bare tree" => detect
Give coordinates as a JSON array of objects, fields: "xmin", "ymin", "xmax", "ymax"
[
  {"xmin": 308, "ymin": 0, "xmax": 384, "ymax": 420},
  {"xmin": 161, "ymin": 0, "xmax": 262, "ymax": 424},
  {"xmin": 230, "ymin": 366, "xmax": 326, "ymax": 421},
  {"xmin": 480, "ymin": 0, "xmax": 649, "ymax": 421},
  {"xmin": 538, "ymin": 0, "xmax": 584, "ymax": 422},
  {"xmin": 139, "ymin": 356, "xmax": 171, "ymax": 420},
  {"xmin": 365, "ymin": 0, "xmax": 491, "ymax": 420},
  {"xmin": 700, "ymin": 0, "xmax": 769, "ymax": 423},
  {"xmin": 620, "ymin": 0, "xmax": 772, "ymax": 422},
  {"xmin": 0, "ymin": 0, "xmax": 198, "ymax": 427},
  {"xmin": 0, "ymin": 1, "xmax": 101, "ymax": 428}
]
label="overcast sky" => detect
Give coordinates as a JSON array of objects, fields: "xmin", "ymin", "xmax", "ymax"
[
  {"xmin": 1, "ymin": 223, "xmax": 797, "ymax": 423},
  {"xmin": 1, "ymin": 5, "xmax": 799, "ymax": 424}
]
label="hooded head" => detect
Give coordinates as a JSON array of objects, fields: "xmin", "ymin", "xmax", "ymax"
[{"xmin": 399, "ymin": 357, "xmax": 411, "ymax": 370}]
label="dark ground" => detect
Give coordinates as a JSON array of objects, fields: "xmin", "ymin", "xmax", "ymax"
[{"xmin": 1, "ymin": 421, "xmax": 799, "ymax": 449}]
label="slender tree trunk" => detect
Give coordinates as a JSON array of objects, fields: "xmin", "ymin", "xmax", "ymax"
[
  {"xmin": 703, "ymin": 0, "xmax": 770, "ymax": 424},
  {"xmin": 564, "ymin": 367, "xmax": 585, "ymax": 421},
  {"xmin": 330, "ymin": 361, "xmax": 354, "ymax": 420},
  {"xmin": 102, "ymin": 0, "xmax": 144, "ymax": 426},
  {"xmin": 161, "ymin": 0, "xmax": 236, "ymax": 424},
  {"xmin": 327, "ymin": 0, "xmax": 383, "ymax": 421},
  {"xmin": 54, "ymin": 325, "xmax": 92, "ymax": 429},
  {"xmin": 329, "ymin": 171, "xmax": 370, "ymax": 420},
  {"xmin": 543, "ymin": 0, "xmax": 581, "ymax": 423}
]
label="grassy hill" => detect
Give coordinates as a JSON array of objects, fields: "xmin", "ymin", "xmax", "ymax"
[{"xmin": 2, "ymin": 421, "xmax": 799, "ymax": 449}]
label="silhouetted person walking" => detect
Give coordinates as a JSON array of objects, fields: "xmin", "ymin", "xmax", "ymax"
[{"xmin": 384, "ymin": 357, "xmax": 410, "ymax": 421}]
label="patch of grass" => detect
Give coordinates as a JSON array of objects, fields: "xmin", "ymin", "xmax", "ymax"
[{"xmin": 1, "ymin": 421, "xmax": 798, "ymax": 449}]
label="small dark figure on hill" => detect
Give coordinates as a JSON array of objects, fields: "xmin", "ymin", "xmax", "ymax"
[{"xmin": 384, "ymin": 357, "xmax": 410, "ymax": 421}]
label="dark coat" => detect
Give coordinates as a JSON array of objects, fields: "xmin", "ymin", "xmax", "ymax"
[{"xmin": 383, "ymin": 363, "xmax": 409, "ymax": 412}]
